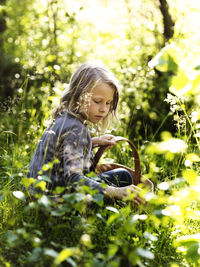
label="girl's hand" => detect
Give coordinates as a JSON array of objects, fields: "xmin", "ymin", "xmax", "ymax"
[
  {"xmin": 105, "ymin": 184, "xmax": 146, "ymax": 206},
  {"xmin": 92, "ymin": 135, "xmax": 116, "ymax": 148}
]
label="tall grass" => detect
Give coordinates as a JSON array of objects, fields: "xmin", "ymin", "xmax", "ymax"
[
  {"xmin": 1, "ymin": 60, "xmax": 200, "ymax": 266},
  {"xmin": 1, "ymin": 91, "xmax": 200, "ymax": 267}
]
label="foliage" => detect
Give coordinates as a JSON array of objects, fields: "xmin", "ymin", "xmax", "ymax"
[{"xmin": 1, "ymin": 0, "xmax": 200, "ymax": 266}]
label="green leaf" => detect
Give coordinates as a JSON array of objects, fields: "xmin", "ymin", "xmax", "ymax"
[
  {"xmin": 44, "ymin": 248, "xmax": 58, "ymax": 258},
  {"xmin": 169, "ymin": 71, "xmax": 190, "ymax": 96},
  {"xmin": 54, "ymin": 186, "xmax": 66, "ymax": 194},
  {"xmin": 21, "ymin": 177, "xmax": 36, "ymax": 189},
  {"xmin": 178, "ymin": 233, "xmax": 200, "ymax": 243},
  {"xmin": 185, "ymin": 242, "xmax": 200, "ymax": 262},
  {"xmin": 182, "ymin": 169, "xmax": 198, "ymax": 185},
  {"xmin": 38, "ymin": 195, "xmax": 51, "ymax": 207},
  {"xmin": 144, "ymin": 232, "xmax": 158, "ymax": 241},
  {"xmin": 106, "ymin": 206, "xmax": 119, "ymax": 213},
  {"xmin": 191, "ymin": 74, "xmax": 200, "ymax": 94},
  {"xmin": 177, "ymin": 236, "xmax": 200, "ymax": 263},
  {"xmin": 136, "ymin": 248, "xmax": 154, "ymax": 259},
  {"xmin": 186, "ymin": 153, "xmax": 200, "ymax": 162},
  {"xmin": 148, "ymin": 46, "xmax": 178, "ymax": 72},
  {"xmin": 107, "ymin": 213, "xmax": 119, "ymax": 226},
  {"xmin": 54, "ymin": 248, "xmax": 79, "ymax": 265},
  {"xmin": 92, "ymin": 193, "xmax": 104, "ymax": 205},
  {"xmin": 38, "ymin": 175, "xmax": 52, "ymax": 183},
  {"xmin": 108, "ymin": 244, "xmax": 118, "ymax": 257},
  {"xmin": 13, "ymin": 191, "xmax": 25, "ymax": 201},
  {"xmin": 35, "ymin": 181, "xmax": 46, "ymax": 191}
]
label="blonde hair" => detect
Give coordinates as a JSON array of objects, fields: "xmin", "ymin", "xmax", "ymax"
[{"xmin": 52, "ymin": 63, "xmax": 119, "ymax": 132}]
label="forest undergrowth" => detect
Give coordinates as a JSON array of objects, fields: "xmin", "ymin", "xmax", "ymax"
[
  {"xmin": 1, "ymin": 1, "xmax": 200, "ymax": 266},
  {"xmin": 1, "ymin": 73, "xmax": 200, "ymax": 267}
]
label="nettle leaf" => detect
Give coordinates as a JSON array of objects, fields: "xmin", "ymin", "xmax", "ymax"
[
  {"xmin": 96, "ymin": 213, "xmax": 106, "ymax": 223},
  {"xmin": 169, "ymin": 71, "xmax": 190, "ymax": 96},
  {"xmin": 13, "ymin": 191, "xmax": 25, "ymax": 201},
  {"xmin": 54, "ymin": 248, "xmax": 79, "ymax": 265},
  {"xmin": 191, "ymin": 74, "xmax": 200, "ymax": 94},
  {"xmin": 38, "ymin": 175, "xmax": 51, "ymax": 183},
  {"xmin": 108, "ymin": 244, "xmax": 118, "ymax": 257},
  {"xmin": 54, "ymin": 186, "xmax": 65, "ymax": 194},
  {"xmin": 42, "ymin": 162, "xmax": 54, "ymax": 171},
  {"xmin": 35, "ymin": 181, "xmax": 46, "ymax": 191},
  {"xmin": 177, "ymin": 235, "xmax": 200, "ymax": 262},
  {"xmin": 148, "ymin": 45, "xmax": 178, "ymax": 72},
  {"xmin": 107, "ymin": 213, "xmax": 119, "ymax": 226},
  {"xmin": 106, "ymin": 206, "xmax": 119, "ymax": 213},
  {"xmin": 186, "ymin": 153, "xmax": 200, "ymax": 162},
  {"xmin": 185, "ymin": 242, "xmax": 200, "ymax": 262},
  {"xmin": 144, "ymin": 232, "xmax": 158, "ymax": 241},
  {"xmin": 44, "ymin": 248, "xmax": 58, "ymax": 258},
  {"xmin": 21, "ymin": 177, "xmax": 36, "ymax": 189},
  {"xmin": 92, "ymin": 193, "xmax": 104, "ymax": 205},
  {"xmin": 182, "ymin": 169, "xmax": 198, "ymax": 185},
  {"xmin": 38, "ymin": 195, "xmax": 51, "ymax": 207},
  {"xmin": 28, "ymin": 247, "xmax": 43, "ymax": 263},
  {"xmin": 136, "ymin": 248, "xmax": 154, "ymax": 260}
]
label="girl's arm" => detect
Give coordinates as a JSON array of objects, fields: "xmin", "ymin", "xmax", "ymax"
[
  {"xmin": 62, "ymin": 124, "xmax": 106, "ymax": 193},
  {"xmin": 105, "ymin": 184, "xmax": 145, "ymax": 206}
]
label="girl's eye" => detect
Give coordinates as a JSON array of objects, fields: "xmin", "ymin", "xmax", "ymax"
[
  {"xmin": 94, "ymin": 100, "xmax": 101, "ymax": 104},
  {"xmin": 106, "ymin": 102, "xmax": 111, "ymax": 105}
]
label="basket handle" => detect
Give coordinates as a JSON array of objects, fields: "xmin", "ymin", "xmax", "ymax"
[{"xmin": 92, "ymin": 136, "xmax": 142, "ymax": 184}]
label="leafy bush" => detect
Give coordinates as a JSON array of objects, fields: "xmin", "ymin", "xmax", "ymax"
[{"xmin": 1, "ymin": 0, "xmax": 200, "ymax": 266}]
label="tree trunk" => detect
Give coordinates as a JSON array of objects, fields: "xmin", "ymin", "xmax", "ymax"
[{"xmin": 158, "ymin": 0, "xmax": 175, "ymax": 42}]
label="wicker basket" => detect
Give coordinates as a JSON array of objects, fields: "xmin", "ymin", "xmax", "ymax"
[{"xmin": 91, "ymin": 136, "xmax": 142, "ymax": 185}]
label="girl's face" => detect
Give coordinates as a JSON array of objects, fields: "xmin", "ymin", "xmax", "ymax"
[{"xmin": 86, "ymin": 82, "xmax": 114, "ymax": 124}]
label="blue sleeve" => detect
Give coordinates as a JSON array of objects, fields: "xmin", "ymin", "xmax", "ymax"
[{"xmin": 61, "ymin": 123, "xmax": 105, "ymax": 193}]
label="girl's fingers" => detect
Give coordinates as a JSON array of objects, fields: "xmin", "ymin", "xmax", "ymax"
[
  {"xmin": 136, "ymin": 196, "xmax": 146, "ymax": 204},
  {"xmin": 132, "ymin": 197, "xmax": 144, "ymax": 206},
  {"xmin": 93, "ymin": 136, "xmax": 116, "ymax": 146},
  {"xmin": 134, "ymin": 199, "xmax": 140, "ymax": 206},
  {"xmin": 128, "ymin": 187, "xmax": 146, "ymax": 205},
  {"xmin": 101, "ymin": 135, "xmax": 116, "ymax": 145},
  {"xmin": 102, "ymin": 134, "xmax": 115, "ymax": 140},
  {"xmin": 131, "ymin": 185, "xmax": 143, "ymax": 191}
]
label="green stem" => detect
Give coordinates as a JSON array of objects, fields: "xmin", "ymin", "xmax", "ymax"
[{"xmin": 182, "ymin": 105, "xmax": 200, "ymax": 151}]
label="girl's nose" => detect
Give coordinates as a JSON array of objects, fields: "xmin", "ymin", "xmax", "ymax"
[{"xmin": 99, "ymin": 104, "xmax": 107, "ymax": 113}]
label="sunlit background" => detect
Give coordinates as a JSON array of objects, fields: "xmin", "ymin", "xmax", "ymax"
[{"xmin": 1, "ymin": 0, "xmax": 200, "ymax": 266}]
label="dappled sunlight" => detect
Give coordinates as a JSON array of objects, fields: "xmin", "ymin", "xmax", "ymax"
[
  {"xmin": 1, "ymin": 0, "xmax": 200, "ymax": 266},
  {"xmin": 147, "ymin": 137, "xmax": 187, "ymax": 154}
]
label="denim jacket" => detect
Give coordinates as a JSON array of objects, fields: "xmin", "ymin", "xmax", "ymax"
[{"xmin": 27, "ymin": 113, "xmax": 104, "ymax": 193}]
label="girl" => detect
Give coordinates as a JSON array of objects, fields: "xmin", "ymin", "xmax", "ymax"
[{"xmin": 27, "ymin": 63, "xmax": 146, "ymax": 205}]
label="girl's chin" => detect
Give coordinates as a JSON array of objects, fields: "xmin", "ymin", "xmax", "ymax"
[{"xmin": 89, "ymin": 118, "xmax": 102, "ymax": 124}]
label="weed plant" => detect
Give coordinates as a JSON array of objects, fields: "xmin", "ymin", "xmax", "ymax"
[
  {"xmin": 1, "ymin": 61, "xmax": 200, "ymax": 267},
  {"xmin": 1, "ymin": 91, "xmax": 200, "ymax": 267}
]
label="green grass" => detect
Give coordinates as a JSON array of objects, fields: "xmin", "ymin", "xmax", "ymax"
[
  {"xmin": 0, "ymin": 130, "xmax": 198, "ymax": 267},
  {"xmin": 1, "ymin": 88, "xmax": 200, "ymax": 267}
]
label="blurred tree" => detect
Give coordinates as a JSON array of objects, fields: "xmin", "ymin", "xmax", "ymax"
[
  {"xmin": 0, "ymin": 0, "xmax": 22, "ymax": 101},
  {"xmin": 0, "ymin": 0, "xmax": 197, "ymax": 146},
  {"xmin": 158, "ymin": 0, "xmax": 175, "ymax": 43},
  {"xmin": 114, "ymin": 0, "xmax": 176, "ymax": 142}
]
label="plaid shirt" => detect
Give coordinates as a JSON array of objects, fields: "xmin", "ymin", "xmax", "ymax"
[{"xmin": 27, "ymin": 113, "xmax": 104, "ymax": 193}]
